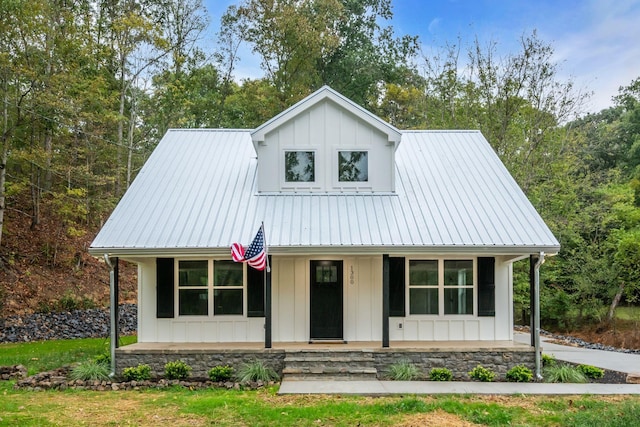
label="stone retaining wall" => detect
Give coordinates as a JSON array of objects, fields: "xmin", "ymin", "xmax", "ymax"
[
  {"xmin": 115, "ymin": 348, "xmax": 287, "ymax": 378},
  {"xmin": 374, "ymin": 349, "xmax": 535, "ymax": 380}
]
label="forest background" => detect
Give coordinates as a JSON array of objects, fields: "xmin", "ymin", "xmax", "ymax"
[{"xmin": 1, "ymin": 0, "xmax": 639, "ymax": 344}]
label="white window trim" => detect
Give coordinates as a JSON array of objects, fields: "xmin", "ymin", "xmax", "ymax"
[
  {"xmin": 281, "ymin": 148, "xmax": 320, "ymax": 190},
  {"xmin": 406, "ymin": 257, "xmax": 477, "ymax": 318},
  {"xmin": 333, "ymin": 148, "xmax": 372, "ymax": 191},
  {"xmin": 174, "ymin": 258, "xmax": 247, "ymax": 318}
]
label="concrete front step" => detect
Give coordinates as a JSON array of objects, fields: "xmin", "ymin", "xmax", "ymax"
[{"xmin": 282, "ymin": 350, "xmax": 378, "ymax": 381}]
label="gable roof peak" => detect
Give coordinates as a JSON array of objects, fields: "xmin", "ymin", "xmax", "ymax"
[{"xmin": 251, "ymin": 85, "xmax": 401, "ymax": 148}]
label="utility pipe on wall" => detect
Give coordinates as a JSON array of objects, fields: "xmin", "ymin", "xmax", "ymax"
[{"xmin": 533, "ymin": 251, "xmax": 545, "ymax": 380}]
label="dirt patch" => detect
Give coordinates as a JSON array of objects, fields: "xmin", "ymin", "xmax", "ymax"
[{"xmin": 396, "ymin": 410, "xmax": 480, "ymax": 427}]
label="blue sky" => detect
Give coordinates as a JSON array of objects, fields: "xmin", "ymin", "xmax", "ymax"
[{"xmin": 204, "ymin": 0, "xmax": 640, "ymax": 114}]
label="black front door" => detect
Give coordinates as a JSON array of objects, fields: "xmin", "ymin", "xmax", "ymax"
[{"xmin": 310, "ymin": 260, "xmax": 343, "ymax": 340}]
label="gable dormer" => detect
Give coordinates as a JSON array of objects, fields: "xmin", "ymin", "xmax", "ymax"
[{"xmin": 251, "ymin": 86, "xmax": 401, "ymax": 193}]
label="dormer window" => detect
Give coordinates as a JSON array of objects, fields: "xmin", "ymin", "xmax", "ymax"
[
  {"xmin": 338, "ymin": 151, "xmax": 368, "ymax": 182},
  {"xmin": 285, "ymin": 151, "xmax": 315, "ymax": 182}
]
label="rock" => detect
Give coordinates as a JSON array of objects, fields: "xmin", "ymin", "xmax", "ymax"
[{"xmin": 626, "ymin": 373, "xmax": 640, "ymax": 384}]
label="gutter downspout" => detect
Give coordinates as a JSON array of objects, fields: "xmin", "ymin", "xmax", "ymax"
[
  {"xmin": 104, "ymin": 254, "xmax": 116, "ymax": 378},
  {"xmin": 534, "ymin": 252, "xmax": 545, "ymax": 380}
]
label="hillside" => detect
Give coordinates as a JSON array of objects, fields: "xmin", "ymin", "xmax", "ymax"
[{"xmin": 0, "ymin": 201, "xmax": 136, "ymax": 317}]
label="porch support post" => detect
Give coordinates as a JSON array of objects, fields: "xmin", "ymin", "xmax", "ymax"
[
  {"xmin": 264, "ymin": 268, "xmax": 272, "ymax": 349},
  {"xmin": 529, "ymin": 255, "xmax": 536, "ymax": 347},
  {"xmin": 382, "ymin": 254, "xmax": 390, "ymax": 348},
  {"xmin": 104, "ymin": 255, "xmax": 119, "ymax": 377}
]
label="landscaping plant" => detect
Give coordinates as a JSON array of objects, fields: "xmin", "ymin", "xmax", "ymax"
[
  {"xmin": 577, "ymin": 364, "xmax": 605, "ymax": 379},
  {"xmin": 164, "ymin": 360, "xmax": 192, "ymax": 380},
  {"xmin": 237, "ymin": 360, "xmax": 279, "ymax": 383},
  {"xmin": 506, "ymin": 365, "xmax": 533, "ymax": 382},
  {"xmin": 429, "ymin": 367, "xmax": 453, "ymax": 381},
  {"xmin": 387, "ymin": 360, "xmax": 421, "ymax": 381},
  {"xmin": 70, "ymin": 360, "xmax": 110, "ymax": 381},
  {"xmin": 122, "ymin": 364, "xmax": 152, "ymax": 382},
  {"xmin": 468, "ymin": 365, "xmax": 495, "ymax": 382},
  {"xmin": 208, "ymin": 365, "xmax": 235, "ymax": 382},
  {"xmin": 543, "ymin": 364, "xmax": 588, "ymax": 383},
  {"xmin": 542, "ymin": 353, "xmax": 557, "ymax": 367}
]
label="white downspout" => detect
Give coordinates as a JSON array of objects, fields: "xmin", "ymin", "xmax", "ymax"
[
  {"xmin": 104, "ymin": 254, "xmax": 116, "ymax": 378},
  {"xmin": 534, "ymin": 252, "xmax": 545, "ymax": 380}
]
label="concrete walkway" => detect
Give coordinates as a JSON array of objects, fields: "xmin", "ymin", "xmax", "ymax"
[
  {"xmin": 278, "ymin": 379, "xmax": 640, "ymax": 395},
  {"xmin": 279, "ymin": 333, "xmax": 640, "ymax": 395}
]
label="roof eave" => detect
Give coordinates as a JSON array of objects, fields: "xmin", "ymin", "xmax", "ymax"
[{"xmin": 89, "ymin": 244, "xmax": 560, "ymax": 259}]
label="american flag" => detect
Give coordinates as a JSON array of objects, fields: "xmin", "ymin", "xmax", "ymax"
[{"xmin": 230, "ymin": 225, "xmax": 267, "ymax": 271}]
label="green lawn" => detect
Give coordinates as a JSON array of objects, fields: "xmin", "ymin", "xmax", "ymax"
[
  {"xmin": 0, "ymin": 383, "xmax": 639, "ymax": 426},
  {"xmin": 0, "ymin": 335, "xmax": 136, "ymax": 375},
  {"xmin": 1, "ymin": 337, "xmax": 640, "ymax": 425},
  {"xmin": 616, "ymin": 306, "xmax": 640, "ymax": 321}
]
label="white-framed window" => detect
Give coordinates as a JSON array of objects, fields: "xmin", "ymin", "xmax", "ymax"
[
  {"xmin": 284, "ymin": 150, "xmax": 315, "ymax": 182},
  {"xmin": 443, "ymin": 260, "xmax": 474, "ymax": 315},
  {"xmin": 408, "ymin": 258, "xmax": 475, "ymax": 316},
  {"xmin": 178, "ymin": 260, "xmax": 209, "ymax": 316},
  {"xmin": 409, "ymin": 260, "xmax": 439, "ymax": 315},
  {"xmin": 213, "ymin": 260, "xmax": 243, "ymax": 315},
  {"xmin": 176, "ymin": 259, "xmax": 245, "ymax": 317},
  {"xmin": 338, "ymin": 150, "xmax": 368, "ymax": 182}
]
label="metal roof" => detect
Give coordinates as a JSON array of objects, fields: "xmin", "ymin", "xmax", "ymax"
[{"xmin": 89, "ymin": 129, "xmax": 560, "ymax": 256}]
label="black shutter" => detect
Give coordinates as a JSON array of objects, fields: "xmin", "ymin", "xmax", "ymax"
[
  {"xmin": 389, "ymin": 257, "xmax": 405, "ymax": 317},
  {"xmin": 156, "ymin": 258, "xmax": 175, "ymax": 318},
  {"xmin": 477, "ymin": 257, "xmax": 495, "ymax": 317},
  {"xmin": 247, "ymin": 256, "xmax": 269, "ymax": 317}
]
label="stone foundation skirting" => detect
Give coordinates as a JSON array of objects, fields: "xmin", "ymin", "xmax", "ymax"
[
  {"xmin": 373, "ymin": 348, "xmax": 535, "ymax": 380},
  {"xmin": 115, "ymin": 348, "xmax": 287, "ymax": 379},
  {"xmin": 115, "ymin": 346, "xmax": 535, "ymax": 381}
]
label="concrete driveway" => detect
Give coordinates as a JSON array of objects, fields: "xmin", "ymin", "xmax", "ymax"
[{"xmin": 514, "ymin": 332, "xmax": 640, "ymax": 374}]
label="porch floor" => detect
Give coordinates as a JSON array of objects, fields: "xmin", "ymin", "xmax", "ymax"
[{"xmin": 118, "ymin": 340, "xmax": 531, "ymax": 352}]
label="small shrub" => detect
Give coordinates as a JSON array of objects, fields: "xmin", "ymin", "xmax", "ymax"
[
  {"xmin": 387, "ymin": 360, "xmax": 421, "ymax": 381},
  {"xmin": 544, "ymin": 364, "xmax": 588, "ymax": 383},
  {"xmin": 577, "ymin": 364, "xmax": 605, "ymax": 379},
  {"xmin": 237, "ymin": 360, "xmax": 279, "ymax": 383},
  {"xmin": 164, "ymin": 360, "xmax": 192, "ymax": 380},
  {"xmin": 94, "ymin": 353, "xmax": 111, "ymax": 366},
  {"xmin": 208, "ymin": 365, "xmax": 235, "ymax": 382},
  {"xmin": 122, "ymin": 364, "xmax": 152, "ymax": 382},
  {"xmin": 542, "ymin": 354, "xmax": 557, "ymax": 367},
  {"xmin": 429, "ymin": 367, "xmax": 453, "ymax": 381},
  {"xmin": 506, "ymin": 365, "xmax": 533, "ymax": 382},
  {"xmin": 468, "ymin": 365, "xmax": 495, "ymax": 382},
  {"xmin": 70, "ymin": 360, "xmax": 110, "ymax": 381}
]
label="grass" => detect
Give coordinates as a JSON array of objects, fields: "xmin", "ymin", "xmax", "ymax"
[
  {"xmin": 0, "ymin": 335, "xmax": 137, "ymax": 375},
  {"xmin": 0, "ymin": 384, "xmax": 639, "ymax": 426},
  {"xmin": 1, "ymin": 337, "xmax": 640, "ymax": 425},
  {"xmin": 615, "ymin": 306, "xmax": 640, "ymax": 321}
]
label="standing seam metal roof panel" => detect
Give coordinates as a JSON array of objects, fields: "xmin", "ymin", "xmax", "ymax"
[{"xmin": 90, "ymin": 129, "xmax": 560, "ymax": 254}]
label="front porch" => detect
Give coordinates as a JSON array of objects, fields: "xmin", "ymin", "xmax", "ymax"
[{"xmin": 115, "ymin": 340, "xmax": 535, "ymax": 381}]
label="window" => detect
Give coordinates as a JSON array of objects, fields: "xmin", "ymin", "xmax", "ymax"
[
  {"xmin": 285, "ymin": 151, "xmax": 315, "ymax": 182},
  {"xmin": 444, "ymin": 260, "xmax": 474, "ymax": 315},
  {"xmin": 214, "ymin": 261, "xmax": 243, "ymax": 315},
  {"xmin": 407, "ymin": 259, "xmax": 476, "ymax": 316},
  {"xmin": 409, "ymin": 260, "xmax": 439, "ymax": 314},
  {"xmin": 338, "ymin": 151, "xmax": 368, "ymax": 182},
  {"xmin": 178, "ymin": 260, "xmax": 208, "ymax": 316}
]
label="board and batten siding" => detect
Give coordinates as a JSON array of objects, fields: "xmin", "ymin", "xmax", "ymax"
[
  {"xmin": 257, "ymin": 99, "xmax": 395, "ymax": 193},
  {"xmin": 135, "ymin": 255, "xmax": 512, "ymax": 343},
  {"xmin": 388, "ymin": 256, "xmax": 513, "ymax": 341}
]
